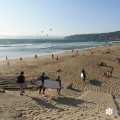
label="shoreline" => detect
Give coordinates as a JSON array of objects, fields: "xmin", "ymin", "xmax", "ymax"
[
  {"xmin": 0, "ymin": 44, "xmax": 119, "ymax": 80},
  {"xmin": 0, "ymin": 43, "xmax": 119, "ymax": 62}
]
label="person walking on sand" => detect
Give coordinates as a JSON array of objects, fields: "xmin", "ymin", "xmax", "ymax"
[
  {"xmin": 6, "ymin": 56, "xmax": 8, "ymax": 60},
  {"xmin": 81, "ymin": 69, "xmax": 87, "ymax": 82},
  {"xmin": 17, "ymin": 71, "xmax": 26, "ymax": 95},
  {"xmin": 52, "ymin": 54, "xmax": 54, "ymax": 59},
  {"xmin": 76, "ymin": 50, "xmax": 79, "ymax": 56},
  {"xmin": 56, "ymin": 55, "xmax": 58, "ymax": 61},
  {"xmin": 56, "ymin": 76, "xmax": 62, "ymax": 95},
  {"xmin": 35, "ymin": 54, "xmax": 38, "ymax": 59},
  {"xmin": 38, "ymin": 72, "xmax": 46, "ymax": 94}
]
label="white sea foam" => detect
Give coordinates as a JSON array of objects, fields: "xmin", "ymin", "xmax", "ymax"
[{"xmin": 0, "ymin": 39, "xmax": 118, "ymax": 61}]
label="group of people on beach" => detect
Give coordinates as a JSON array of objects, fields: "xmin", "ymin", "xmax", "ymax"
[
  {"xmin": 16, "ymin": 68, "xmax": 87, "ymax": 96},
  {"xmin": 15, "ymin": 48, "xmax": 119, "ymax": 96},
  {"xmin": 17, "ymin": 71, "xmax": 62, "ymax": 96},
  {"xmin": 52, "ymin": 54, "xmax": 59, "ymax": 61},
  {"xmin": 102, "ymin": 67, "xmax": 114, "ymax": 78}
]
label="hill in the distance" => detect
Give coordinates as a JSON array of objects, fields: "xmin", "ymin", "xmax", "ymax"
[{"xmin": 64, "ymin": 31, "xmax": 120, "ymax": 41}]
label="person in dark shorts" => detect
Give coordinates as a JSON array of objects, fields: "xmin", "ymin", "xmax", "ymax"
[
  {"xmin": 38, "ymin": 72, "xmax": 46, "ymax": 94},
  {"xmin": 81, "ymin": 69, "xmax": 86, "ymax": 82},
  {"xmin": 56, "ymin": 76, "xmax": 62, "ymax": 95},
  {"xmin": 17, "ymin": 71, "xmax": 26, "ymax": 95}
]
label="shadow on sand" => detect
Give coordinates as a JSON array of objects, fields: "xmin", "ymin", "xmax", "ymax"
[
  {"xmin": 89, "ymin": 79, "xmax": 102, "ymax": 86},
  {"xmin": 70, "ymin": 88, "xmax": 81, "ymax": 92},
  {"xmin": 52, "ymin": 97, "xmax": 85, "ymax": 107},
  {"xmin": 31, "ymin": 97, "xmax": 64, "ymax": 111},
  {"xmin": 98, "ymin": 62, "xmax": 113, "ymax": 69}
]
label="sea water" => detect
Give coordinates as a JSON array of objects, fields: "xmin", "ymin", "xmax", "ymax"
[{"xmin": 0, "ymin": 39, "xmax": 119, "ymax": 61}]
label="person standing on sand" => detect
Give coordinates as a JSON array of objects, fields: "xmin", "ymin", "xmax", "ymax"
[
  {"xmin": 81, "ymin": 69, "xmax": 87, "ymax": 82},
  {"xmin": 6, "ymin": 56, "xmax": 8, "ymax": 60},
  {"xmin": 56, "ymin": 55, "xmax": 58, "ymax": 61},
  {"xmin": 52, "ymin": 54, "xmax": 54, "ymax": 58},
  {"xmin": 17, "ymin": 71, "xmax": 26, "ymax": 95},
  {"xmin": 76, "ymin": 50, "xmax": 79, "ymax": 56},
  {"xmin": 35, "ymin": 54, "xmax": 38, "ymax": 59},
  {"xmin": 38, "ymin": 72, "xmax": 46, "ymax": 94},
  {"xmin": 56, "ymin": 76, "xmax": 62, "ymax": 95},
  {"xmin": 20, "ymin": 57, "xmax": 22, "ymax": 61}
]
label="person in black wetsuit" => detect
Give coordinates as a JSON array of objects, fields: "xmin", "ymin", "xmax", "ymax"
[
  {"xmin": 38, "ymin": 72, "xmax": 46, "ymax": 94},
  {"xmin": 81, "ymin": 69, "xmax": 86, "ymax": 82},
  {"xmin": 17, "ymin": 71, "xmax": 26, "ymax": 95},
  {"xmin": 56, "ymin": 76, "xmax": 62, "ymax": 95}
]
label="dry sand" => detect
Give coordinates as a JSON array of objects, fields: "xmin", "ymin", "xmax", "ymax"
[{"xmin": 0, "ymin": 45, "xmax": 120, "ymax": 120}]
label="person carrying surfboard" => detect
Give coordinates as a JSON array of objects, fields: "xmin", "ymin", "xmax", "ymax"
[
  {"xmin": 56, "ymin": 76, "xmax": 62, "ymax": 95},
  {"xmin": 17, "ymin": 71, "xmax": 26, "ymax": 95},
  {"xmin": 81, "ymin": 69, "xmax": 87, "ymax": 82},
  {"xmin": 38, "ymin": 72, "xmax": 46, "ymax": 94}
]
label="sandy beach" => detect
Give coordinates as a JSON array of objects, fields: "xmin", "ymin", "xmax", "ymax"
[{"xmin": 0, "ymin": 45, "xmax": 120, "ymax": 120}]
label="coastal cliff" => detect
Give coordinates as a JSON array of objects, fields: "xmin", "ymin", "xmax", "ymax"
[{"xmin": 64, "ymin": 31, "xmax": 120, "ymax": 41}]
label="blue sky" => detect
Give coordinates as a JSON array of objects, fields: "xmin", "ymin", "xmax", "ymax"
[{"xmin": 0, "ymin": 0, "xmax": 120, "ymax": 38}]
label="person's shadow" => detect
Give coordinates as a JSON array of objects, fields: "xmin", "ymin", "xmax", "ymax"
[
  {"xmin": 52, "ymin": 97, "xmax": 85, "ymax": 107},
  {"xmin": 89, "ymin": 79, "xmax": 102, "ymax": 86},
  {"xmin": 31, "ymin": 97, "xmax": 64, "ymax": 111}
]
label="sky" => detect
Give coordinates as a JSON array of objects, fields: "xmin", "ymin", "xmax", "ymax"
[{"xmin": 0, "ymin": 0, "xmax": 120, "ymax": 38}]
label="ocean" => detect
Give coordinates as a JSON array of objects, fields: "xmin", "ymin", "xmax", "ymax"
[{"xmin": 0, "ymin": 39, "xmax": 119, "ymax": 61}]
